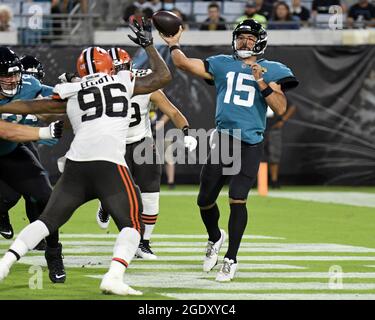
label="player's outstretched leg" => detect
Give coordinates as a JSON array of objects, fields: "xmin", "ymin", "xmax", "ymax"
[
  {"xmin": 100, "ymin": 227, "xmax": 142, "ymax": 296},
  {"xmin": 0, "ymin": 220, "xmax": 50, "ymax": 281},
  {"xmin": 98, "ymin": 163, "xmax": 144, "ymax": 295},
  {"xmin": 215, "ymin": 201, "xmax": 246, "ymax": 282},
  {"xmin": 215, "ymin": 202, "xmax": 246, "ymax": 282},
  {"xmin": 197, "ymin": 158, "xmax": 227, "ymax": 272},
  {"xmin": 199, "ymin": 202, "xmax": 226, "ymax": 272},
  {"xmin": 96, "ymin": 202, "xmax": 111, "ymax": 229},
  {"xmin": 135, "ymin": 192, "xmax": 159, "ymax": 260}
]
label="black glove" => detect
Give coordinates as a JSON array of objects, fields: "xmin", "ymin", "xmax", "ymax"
[
  {"xmin": 58, "ymin": 72, "xmax": 78, "ymax": 83},
  {"xmin": 128, "ymin": 18, "xmax": 153, "ymax": 48},
  {"xmin": 49, "ymin": 120, "xmax": 64, "ymax": 139}
]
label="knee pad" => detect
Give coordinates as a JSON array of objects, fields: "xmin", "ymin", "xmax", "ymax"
[{"xmin": 141, "ymin": 192, "xmax": 159, "ymax": 215}]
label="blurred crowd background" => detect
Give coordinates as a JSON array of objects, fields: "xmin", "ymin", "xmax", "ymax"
[{"xmin": 0, "ymin": 0, "xmax": 374, "ymax": 44}]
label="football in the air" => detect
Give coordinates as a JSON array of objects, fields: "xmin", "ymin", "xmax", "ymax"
[{"xmin": 152, "ymin": 11, "xmax": 182, "ymax": 37}]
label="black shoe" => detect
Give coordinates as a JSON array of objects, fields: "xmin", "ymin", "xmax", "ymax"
[
  {"xmin": 135, "ymin": 240, "xmax": 157, "ymax": 260},
  {"xmin": 0, "ymin": 214, "xmax": 13, "ymax": 239},
  {"xmin": 34, "ymin": 239, "xmax": 47, "ymax": 251},
  {"xmin": 168, "ymin": 183, "xmax": 175, "ymax": 190},
  {"xmin": 45, "ymin": 243, "xmax": 66, "ymax": 283},
  {"xmin": 96, "ymin": 205, "xmax": 110, "ymax": 229}
]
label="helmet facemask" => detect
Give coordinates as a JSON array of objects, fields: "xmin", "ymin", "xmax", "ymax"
[
  {"xmin": 232, "ymin": 20, "xmax": 268, "ymax": 59},
  {"xmin": 0, "ymin": 66, "xmax": 22, "ymax": 97}
]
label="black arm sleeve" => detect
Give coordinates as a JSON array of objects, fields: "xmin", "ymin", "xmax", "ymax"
[{"xmin": 276, "ymin": 76, "xmax": 299, "ymax": 92}]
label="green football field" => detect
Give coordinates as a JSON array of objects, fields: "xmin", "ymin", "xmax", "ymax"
[{"xmin": 1, "ymin": 185, "xmax": 375, "ymax": 300}]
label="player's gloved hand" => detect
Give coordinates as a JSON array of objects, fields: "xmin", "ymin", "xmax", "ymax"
[
  {"xmin": 58, "ymin": 72, "xmax": 79, "ymax": 83},
  {"xmin": 128, "ymin": 18, "xmax": 153, "ymax": 48},
  {"xmin": 39, "ymin": 120, "xmax": 64, "ymax": 139},
  {"xmin": 37, "ymin": 138, "xmax": 59, "ymax": 146},
  {"xmin": 184, "ymin": 135, "xmax": 198, "ymax": 152}
]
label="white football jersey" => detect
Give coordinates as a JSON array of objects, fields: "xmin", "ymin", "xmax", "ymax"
[
  {"xmin": 53, "ymin": 71, "xmax": 135, "ymax": 166},
  {"xmin": 126, "ymin": 69, "xmax": 153, "ymax": 144}
]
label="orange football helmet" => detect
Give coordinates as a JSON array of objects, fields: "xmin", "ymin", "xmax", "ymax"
[
  {"xmin": 108, "ymin": 47, "xmax": 132, "ymax": 73},
  {"xmin": 76, "ymin": 47, "xmax": 114, "ymax": 77}
]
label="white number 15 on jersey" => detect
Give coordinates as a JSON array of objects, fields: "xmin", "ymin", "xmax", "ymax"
[{"xmin": 224, "ymin": 72, "xmax": 256, "ymax": 108}]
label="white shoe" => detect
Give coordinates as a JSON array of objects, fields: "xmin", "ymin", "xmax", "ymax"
[
  {"xmin": 215, "ymin": 258, "xmax": 238, "ymax": 282},
  {"xmin": 203, "ymin": 229, "xmax": 226, "ymax": 272},
  {"xmin": 100, "ymin": 273, "xmax": 142, "ymax": 296},
  {"xmin": 96, "ymin": 204, "xmax": 110, "ymax": 230},
  {"xmin": 135, "ymin": 241, "xmax": 157, "ymax": 260},
  {"xmin": 0, "ymin": 261, "xmax": 10, "ymax": 281}
]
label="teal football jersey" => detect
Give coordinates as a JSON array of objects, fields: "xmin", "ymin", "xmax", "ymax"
[
  {"xmin": 0, "ymin": 74, "xmax": 53, "ymax": 156},
  {"xmin": 205, "ymin": 55, "xmax": 296, "ymax": 144}
]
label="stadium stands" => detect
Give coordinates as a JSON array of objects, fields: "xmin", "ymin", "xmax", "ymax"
[{"xmin": 0, "ymin": 0, "xmax": 373, "ymax": 45}]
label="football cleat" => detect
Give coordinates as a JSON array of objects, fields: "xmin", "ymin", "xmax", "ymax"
[
  {"xmin": 135, "ymin": 240, "xmax": 157, "ymax": 260},
  {"xmin": 203, "ymin": 229, "xmax": 226, "ymax": 272},
  {"xmin": 100, "ymin": 272, "xmax": 142, "ymax": 296},
  {"xmin": 45, "ymin": 243, "xmax": 66, "ymax": 283},
  {"xmin": 0, "ymin": 261, "xmax": 10, "ymax": 281},
  {"xmin": 0, "ymin": 213, "xmax": 14, "ymax": 240},
  {"xmin": 215, "ymin": 257, "xmax": 238, "ymax": 282},
  {"xmin": 96, "ymin": 204, "xmax": 110, "ymax": 230}
]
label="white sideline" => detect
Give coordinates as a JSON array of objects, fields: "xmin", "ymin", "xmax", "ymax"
[
  {"xmin": 54, "ymin": 234, "xmax": 285, "ymax": 240},
  {"xmin": 86, "ymin": 274, "xmax": 375, "ymax": 291},
  {"xmin": 159, "ymin": 190, "xmax": 375, "ymax": 208},
  {"xmin": 161, "ymin": 293, "xmax": 375, "ymax": 300}
]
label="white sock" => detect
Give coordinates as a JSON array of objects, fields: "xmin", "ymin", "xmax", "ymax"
[
  {"xmin": 1, "ymin": 252, "xmax": 18, "ymax": 269},
  {"xmin": 108, "ymin": 227, "xmax": 140, "ymax": 278},
  {"xmin": 143, "ymin": 224, "xmax": 156, "ymax": 241},
  {"xmin": 2, "ymin": 221, "xmax": 49, "ymax": 269},
  {"xmin": 16, "ymin": 220, "xmax": 50, "ymax": 250},
  {"xmin": 141, "ymin": 192, "xmax": 159, "ymax": 241}
]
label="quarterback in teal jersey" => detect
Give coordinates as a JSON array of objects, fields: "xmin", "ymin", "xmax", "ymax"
[
  {"xmin": 161, "ymin": 19, "xmax": 298, "ymax": 281},
  {"xmin": 0, "ymin": 47, "xmax": 66, "ymax": 283}
]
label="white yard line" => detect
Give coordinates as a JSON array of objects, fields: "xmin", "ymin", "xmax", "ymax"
[
  {"xmin": 54, "ymin": 234, "xmax": 285, "ymax": 240},
  {"xmin": 127, "ymin": 264, "xmax": 307, "ymax": 270},
  {"xmin": 161, "ymin": 293, "xmax": 375, "ymax": 300},
  {"xmin": 128, "ymin": 255, "xmax": 375, "ymax": 261},
  {"xmin": 38, "ymin": 246, "xmax": 375, "ymax": 254},
  {"xmin": 160, "ymin": 190, "xmax": 375, "ymax": 208},
  {"xmin": 86, "ymin": 274, "xmax": 375, "ymax": 290},
  {"xmin": 267, "ymin": 191, "xmax": 375, "ymax": 208},
  {"xmin": 15, "ymin": 254, "xmax": 375, "ymax": 264}
]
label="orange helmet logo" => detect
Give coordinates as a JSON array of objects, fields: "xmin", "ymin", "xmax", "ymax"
[
  {"xmin": 108, "ymin": 47, "xmax": 132, "ymax": 73},
  {"xmin": 76, "ymin": 47, "xmax": 114, "ymax": 77}
]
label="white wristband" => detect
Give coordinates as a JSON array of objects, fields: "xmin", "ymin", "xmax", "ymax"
[
  {"xmin": 256, "ymin": 78, "xmax": 264, "ymax": 82},
  {"xmin": 39, "ymin": 127, "xmax": 52, "ymax": 139}
]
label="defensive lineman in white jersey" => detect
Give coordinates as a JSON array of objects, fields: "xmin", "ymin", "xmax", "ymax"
[
  {"xmin": 0, "ymin": 19, "xmax": 172, "ymax": 295},
  {"xmin": 96, "ymin": 47, "xmax": 197, "ymax": 259}
]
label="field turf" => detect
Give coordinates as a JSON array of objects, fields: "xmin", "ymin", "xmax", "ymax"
[{"xmin": 1, "ymin": 186, "xmax": 375, "ymax": 300}]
